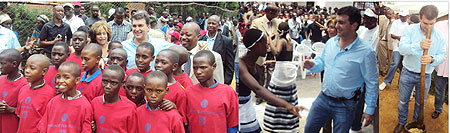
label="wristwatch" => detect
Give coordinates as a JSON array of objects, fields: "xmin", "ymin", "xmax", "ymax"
[{"xmin": 431, "ymin": 56, "xmax": 435, "ymax": 64}]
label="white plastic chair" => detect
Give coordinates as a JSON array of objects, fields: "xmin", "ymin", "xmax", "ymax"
[
  {"xmin": 312, "ymin": 42, "xmax": 325, "ymax": 57},
  {"xmin": 238, "ymin": 45, "xmax": 248, "ymax": 58},
  {"xmin": 301, "ymin": 39, "xmax": 312, "ymax": 48},
  {"xmin": 295, "ymin": 44, "xmax": 315, "ymax": 79}
]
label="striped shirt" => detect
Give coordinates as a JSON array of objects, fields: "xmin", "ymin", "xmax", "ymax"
[{"xmin": 108, "ymin": 20, "xmax": 132, "ymax": 42}]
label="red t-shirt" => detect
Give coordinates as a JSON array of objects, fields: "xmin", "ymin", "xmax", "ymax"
[
  {"xmin": 136, "ymin": 104, "xmax": 185, "ymax": 133},
  {"xmin": 37, "ymin": 95, "xmax": 93, "ymax": 132},
  {"xmin": 91, "ymin": 95, "xmax": 137, "ymax": 133},
  {"xmin": 76, "ymin": 69, "xmax": 103, "ymax": 102},
  {"xmin": 118, "ymin": 87, "xmax": 126, "ymax": 96},
  {"xmin": 173, "ymin": 72, "xmax": 194, "ymax": 89},
  {"xmin": 66, "ymin": 53, "xmax": 84, "ymax": 72},
  {"xmin": 125, "ymin": 68, "xmax": 153, "ymax": 78},
  {"xmin": 166, "ymin": 81, "xmax": 187, "ymax": 124},
  {"xmin": 0, "ymin": 75, "xmax": 28, "ymax": 133},
  {"xmin": 15, "ymin": 84, "xmax": 56, "ymax": 133},
  {"xmin": 185, "ymin": 83, "xmax": 238, "ymax": 133},
  {"xmin": 44, "ymin": 66, "xmax": 58, "ymax": 90}
]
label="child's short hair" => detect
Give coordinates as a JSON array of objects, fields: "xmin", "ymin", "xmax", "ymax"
[
  {"xmin": 146, "ymin": 70, "xmax": 168, "ymax": 86},
  {"xmin": 137, "ymin": 42, "xmax": 155, "ymax": 56},
  {"xmin": 158, "ymin": 49, "xmax": 179, "ymax": 64},
  {"xmin": 108, "ymin": 41, "xmax": 122, "ymax": 50},
  {"xmin": 168, "ymin": 45, "xmax": 189, "ymax": 65},
  {"xmin": 82, "ymin": 43, "xmax": 103, "ymax": 57},
  {"xmin": 126, "ymin": 72, "xmax": 145, "ymax": 81},
  {"xmin": 60, "ymin": 61, "xmax": 82, "ymax": 77},
  {"xmin": 28, "ymin": 54, "xmax": 50, "ymax": 68},
  {"xmin": 53, "ymin": 41, "xmax": 70, "ymax": 53},
  {"xmin": 73, "ymin": 30, "xmax": 88, "ymax": 39},
  {"xmin": 0, "ymin": 48, "xmax": 21, "ymax": 63},
  {"xmin": 193, "ymin": 50, "xmax": 215, "ymax": 65},
  {"xmin": 110, "ymin": 48, "xmax": 128, "ymax": 57},
  {"xmin": 104, "ymin": 64, "xmax": 126, "ymax": 81},
  {"xmin": 77, "ymin": 26, "xmax": 92, "ymax": 36}
]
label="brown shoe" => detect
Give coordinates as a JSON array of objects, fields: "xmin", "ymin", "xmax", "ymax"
[
  {"xmin": 432, "ymin": 111, "xmax": 441, "ymax": 119},
  {"xmin": 394, "ymin": 124, "xmax": 404, "ymax": 133}
]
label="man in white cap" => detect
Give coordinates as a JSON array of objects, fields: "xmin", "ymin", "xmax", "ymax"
[
  {"xmin": 379, "ymin": 8, "xmax": 410, "ymax": 90},
  {"xmin": 351, "ymin": 8, "xmax": 380, "ymax": 133},
  {"xmin": 62, "ymin": 3, "xmax": 85, "ymax": 34}
]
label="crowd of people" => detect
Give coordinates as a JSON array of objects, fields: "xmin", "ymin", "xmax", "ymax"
[
  {"xmin": 0, "ymin": 2, "xmax": 240, "ymax": 133},
  {"xmin": 238, "ymin": 2, "xmax": 448, "ymax": 133}
]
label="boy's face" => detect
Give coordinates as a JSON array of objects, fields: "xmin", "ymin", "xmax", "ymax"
[
  {"xmin": 125, "ymin": 76, "xmax": 145, "ymax": 104},
  {"xmin": 144, "ymin": 78, "xmax": 168, "ymax": 107},
  {"xmin": 107, "ymin": 51, "xmax": 127, "ymax": 69},
  {"xmin": 154, "ymin": 54, "xmax": 177, "ymax": 76},
  {"xmin": 51, "ymin": 46, "xmax": 69, "ymax": 67},
  {"xmin": 135, "ymin": 47, "xmax": 154, "ymax": 71},
  {"xmin": 193, "ymin": 56, "xmax": 215, "ymax": 83},
  {"xmin": 24, "ymin": 59, "xmax": 47, "ymax": 83},
  {"xmin": 0, "ymin": 55, "xmax": 16, "ymax": 75},
  {"xmin": 55, "ymin": 65, "xmax": 80, "ymax": 94},
  {"xmin": 72, "ymin": 32, "xmax": 87, "ymax": 53},
  {"xmin": 101, "ymin": 70, "xmax": 123, "ymax": 98},
  {"xmin": 81, "ymin": 50, "xmax": 100, "ymax": 72}
]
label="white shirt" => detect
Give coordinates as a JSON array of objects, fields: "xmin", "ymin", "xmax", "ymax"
[
  {"xmin": 389, "ymin": 19, "xmax": 409, "ymax": 51},
  {"xmin": 62, "ymin": 15, "xmax": 85, "ymax": 34},
  {"xmin": 357, "ymin": 25, "xmax": 379, "ymax": 52}
]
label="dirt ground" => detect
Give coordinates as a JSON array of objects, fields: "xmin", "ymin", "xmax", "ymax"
[{"xmin": 379, "ymin": 72, "xmax": 449, "ymax": 133}]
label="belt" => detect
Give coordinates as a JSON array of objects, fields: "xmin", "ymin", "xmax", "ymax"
[
  {"xmin": 322, "ymin": 88, "xmax": 361, "ymax": 101},
  {"xmin": 404, "ymin": 68, "xmax": 423, "ymax": 75}
]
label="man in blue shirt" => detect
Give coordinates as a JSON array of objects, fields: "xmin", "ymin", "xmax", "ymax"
[
  {"xmin": 394, "ymin": 5, "xmax": 446, "ymax": 133},
  {"xmin": 303, "ymin": 6, "xmax": 379, "ymax": 132},
  {"xmin": 122, "ymin": 12, "xmax": 173, "ymax": 70}
]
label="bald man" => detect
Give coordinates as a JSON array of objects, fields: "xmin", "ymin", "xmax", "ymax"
[{"xmin": 199, "ymin": 15, "xmax": 235, "ymax": 85}]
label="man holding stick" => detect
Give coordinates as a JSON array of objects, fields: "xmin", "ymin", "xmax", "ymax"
[{"xmin": 394, "ymin": 5, "xmax": 446, "ymax": 133}]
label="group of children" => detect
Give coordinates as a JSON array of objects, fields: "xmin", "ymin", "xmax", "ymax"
[{"xmin": 0, "ymin": 28, "xmax": 238, "ymax": 132}]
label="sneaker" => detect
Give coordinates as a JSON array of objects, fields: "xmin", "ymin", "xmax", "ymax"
[
  {"xmin": 350, "ymin": 129, "xmax": 363, "ymax": 133},
  {"xmin": 379, "ymin": 82, "xmax": 386, "ymax": 90}
]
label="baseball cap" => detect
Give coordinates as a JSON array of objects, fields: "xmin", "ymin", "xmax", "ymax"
[
  {"xmin": 176, "ymin": 22, "xmax": 183, "ymax": 29},
  {"xmin": 398, "ymin": 8, "xmax": 409, "ymax": 16},
  {"xmin": 186, "ymin": 16, "xmax": 192, "ymax": 22},
  {"xmin": 169, "ymin": 31, "xmax": 180, "ymax": 41},
  {"xmin": 63, "ymin": 3, "xmax": 73, "ymax": 9},
  {"xmin": 74, "ymin": 2, "xmax": 81, "ymax": 7},
  {"xmin": 364, "ymin": 8, "xmax": 377, "ymax": 18}
]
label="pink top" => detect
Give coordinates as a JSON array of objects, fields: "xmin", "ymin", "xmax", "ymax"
[{"xmin": 434, "ymin": 20, "xmax": 448, "ymax": 77}]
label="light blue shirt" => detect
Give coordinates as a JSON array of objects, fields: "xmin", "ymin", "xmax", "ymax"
[
  {"xmin": 307, "ymin": 35, "xmax": 379, "ymax": 115},
  {"xmin": 206, "ymin": 32, "xmax": 218, "ymax": 50},
  {"xmin": 399, "ymin": 23, "xmax": 446, "ymax": 74},
  {"xmin": 0, "ymin": 26, "xmax": 20, "ymax": 52},
  {"xmin": 122, "ymin": 34, "xmax": 174, "ymax": 70}
]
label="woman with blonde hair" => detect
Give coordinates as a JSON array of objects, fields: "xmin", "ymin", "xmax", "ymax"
[{"xmin": 91, "ymin": 21, "xmax": 112, "ymax": 58}]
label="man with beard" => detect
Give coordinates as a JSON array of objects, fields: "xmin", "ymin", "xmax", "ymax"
[{"xmin": 39, "ymin": 5, "xmax": 72, "ymax": 58}]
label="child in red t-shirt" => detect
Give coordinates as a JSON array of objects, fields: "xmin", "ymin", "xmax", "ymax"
[
  {"xmin": 0, "ymin": 49, "xmax": 28, "ymax": 133},
  {"xmin": 66, "ymin": 31, "xmax": 88, "ymax": 72},
  {"xmin": 44, "ymin": 42, "xmax": 70, "ymax": 94},
  {"xmin": 38, "ymin": 61, "xmax": 93, "ymax": 132},
  {"xmin": 107, "ymin": 48, "xmax": 127, "ymax": 72},
  {"xmin": 125, "ymin": 42, "xmax": 154, "ymax": 77},
  {"xmin": 155, "ymin": 49, "xmax": 187, "ymax": 124},
  {"xmin": 169, "ymin": 45, "xmax": 194, "ymax": 89},
  {"xmin": 186, "ymin": 50, "xmax": 238, "ymax": 133},
  {"xmin": 77, "ymin": 43, "xmax": 104, "ymax": 101},
  {"xmin": 91, "ymin": 65, "xmax": 137, "ymax": 133},
  {"xmin": 123, "ymin": 72, "xmax": 146, "ymax": 106},
  {"xmin": 16, "ymin": 54, "xmax": 56, "ymax": 132},
  {"xmin": 137, "ymin": 71, "xmax": 185, "ymax": 133}
]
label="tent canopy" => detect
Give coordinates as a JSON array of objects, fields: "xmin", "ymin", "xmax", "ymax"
[{"xmin": 384, "ymin": 2, "xmax": 448, "ymax": 18}]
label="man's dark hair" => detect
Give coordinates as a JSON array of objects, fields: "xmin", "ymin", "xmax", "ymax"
[
  {"xmin": 115, "ymin": 7, "xmax": 125, "ymax": 14},
  {"xmin": 337, "ymin": 6, "xmax": 361, "ymax": 31},
  {"xmin": 131, "ymin": 10, "xmax": 137, "ymax": 14},
  {"xmin": 410, "ymin": 14, "xmax": 420, "ymax": 24},
  {"xmin": 419, "ymin": 5, "xmax": 439, "ymax": 20},
  {"xmin": 132, "ymin": 12, "xmax": 151, "ymax": 26},
  {"xmin": 194, "ymin": 50, "xmax": 215, "ymax": 65}
]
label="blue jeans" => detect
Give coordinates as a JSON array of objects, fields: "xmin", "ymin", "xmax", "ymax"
[
  {"xmin": 397, "ymin": 68, "xmax": 431, "ymax": 125},
  {"xmin": 433, "ymin": 71, "xmax": 448, "ymax": 113},
  {"xmin": 305, "ymin": 92, "xmax": 358, "ymax": 133},
  {"xmin": 235, "ymin": 62, "xmax": 239, "ymax": 84},
  {"xmin": 384, "ymin": 51, "xmax": 402, "ymax": 84}
]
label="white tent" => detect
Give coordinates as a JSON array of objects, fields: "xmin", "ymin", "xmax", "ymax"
[{"xmin": 384, "ymin": 2, "xmax": 448, "ymax": 18}]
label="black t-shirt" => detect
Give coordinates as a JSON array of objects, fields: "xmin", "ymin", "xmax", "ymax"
[
  {"xmin": 38, "ymin": 20, "xmax": 72, "ymax": 54},
  {"xmin": 305, "ymin": 23, "xmax": 322, "ymax": 43}
]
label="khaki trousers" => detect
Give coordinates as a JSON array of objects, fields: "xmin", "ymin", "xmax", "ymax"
[{"xmin": 377, "ymin": 40, "xmax": 393, "ymax": 74}]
